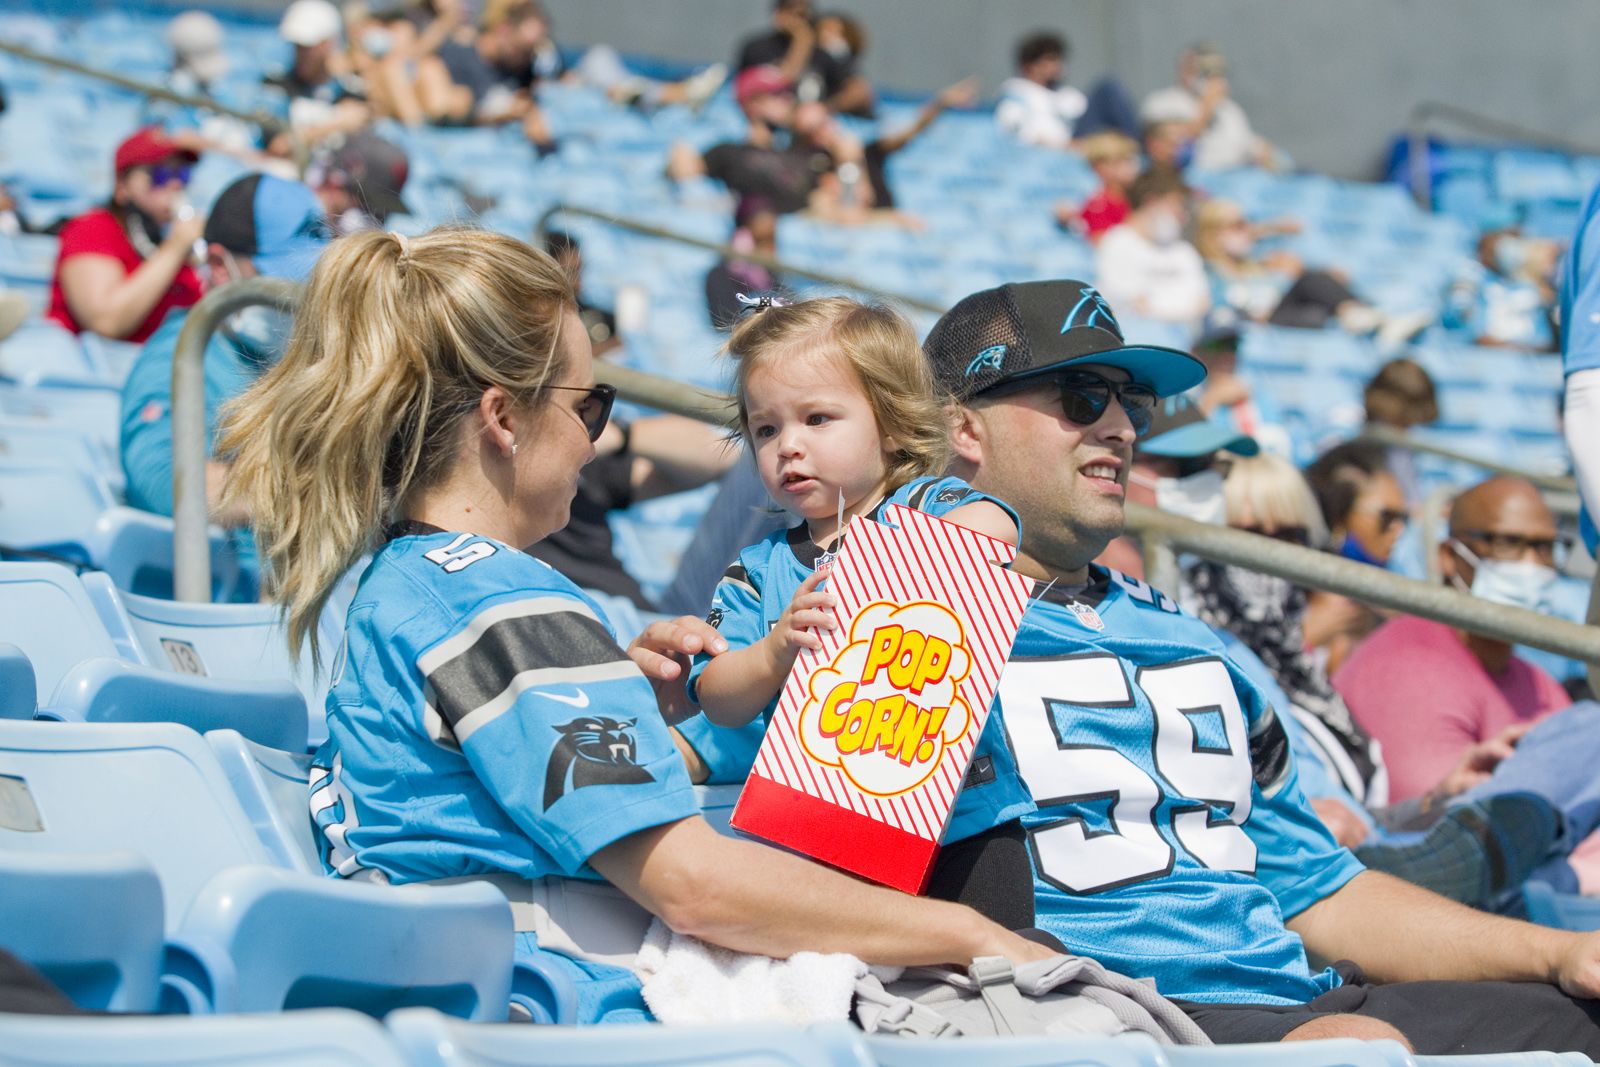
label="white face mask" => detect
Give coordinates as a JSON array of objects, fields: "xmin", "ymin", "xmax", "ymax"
[
  {"xmin": 1447, "ymin": 539, "xmax": 1556, "ymax": 613},
  {"xmin": 1149, "ymin": 212, "xmax": 1183, "ymax": 246},
  {"xmin": 1132, "ymin": 467, "xmax": 1227, "ymax": 526},
  {"xmin": 224, "ymin": 305, "xmax": 292, "ymax": 361}
]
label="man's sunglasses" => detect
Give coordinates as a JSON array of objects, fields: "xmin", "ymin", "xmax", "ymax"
[
  {"xmin": 1053, "ymin": 370, "xmax": 1159, "ymax": 436},
  {"xmin": 147, "ymin": 162, "xmax": 194, "ymax": 187},
  {"xmin": 544, "ymin": 383, "xmax": 616, "ymax": 442}
]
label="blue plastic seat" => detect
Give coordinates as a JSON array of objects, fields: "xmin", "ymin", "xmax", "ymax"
[
  {"xmin": 0, "ymin": 418, "xmax": 120, "ymax": 491},
  {"xmin": 387, "ymin": 1009, "xmax": 873, "ymax": 1066},
  {"xmin": 0, "ymin": 640, "xmax": 35, "ymax": 718},
  {"xmin": 0, "ymin": 850, "xmax": 165, "ymax": 1011},
  {"xmin": 45, "ymin": 657, "xmax": 310, "ymax": 752},
  {"xmin": 87, "ymin": 574, "xmax": 331, "ymax": 747},
  {"xmin": 1167, "ymin": 1038, "xmax": 1414, "ymax": 1066},
  {"xmin": 1523, "ymin": 880, "xmax": 1600, "ymax": 932},
  {"xmin": 0, "ymin": 1008, "xmax": 409, "ymax": 1066},
  {"xmin": 865, "ymin": 1031, "xmax": 1165, "ymax": 1067},
  {"xmin": 0, "ymin": 561, "xmax": 126, "ymax": 707},
  {"xmin": 0, "ymin": 321, "xmax": 97, "ymax": 385},
  {"xmin": 0, "ymin": 719, "xmax": 517, "ymax": 1018}
]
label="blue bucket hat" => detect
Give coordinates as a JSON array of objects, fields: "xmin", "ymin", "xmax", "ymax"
[{"xmin": 203, "ymin": 173, "xmax": 329, "ymax": 282}]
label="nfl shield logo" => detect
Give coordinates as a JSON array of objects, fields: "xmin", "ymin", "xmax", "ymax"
[{"xmin": 1068, "ymin": 600, "xmax": 1105, "ymax": 631}]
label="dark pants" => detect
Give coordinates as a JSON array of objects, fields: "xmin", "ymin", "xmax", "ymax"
[{"xmin": 1177, "ymin": 962, "xmax": 1600, "ymax": 1055}]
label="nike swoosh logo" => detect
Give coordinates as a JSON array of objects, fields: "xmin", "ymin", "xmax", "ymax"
[{"xmin": 541, "ymin": 689, "xmax": 590, "ymax": 708}]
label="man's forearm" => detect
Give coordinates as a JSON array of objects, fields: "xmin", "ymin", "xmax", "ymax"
[{"xmin": 1287, "ymin": 869, "xmax": 1573, "ymax": 985}]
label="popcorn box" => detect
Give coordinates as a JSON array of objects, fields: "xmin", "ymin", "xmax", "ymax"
[{"xmin": 731, "ymin": 504, "xmax": 1036, "ymax": 893}]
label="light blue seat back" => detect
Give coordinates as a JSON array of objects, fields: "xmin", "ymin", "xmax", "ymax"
[
  {"xmin": 206, "ymin": 728, "xmax": 320, "ymax": 873},
  {"xmin": 0, "ymin": 641, "xmax": 36, "ymax": 718},
  {"xmin": 108, "ymin": 583, "xmax": 330, "ymax": 747},
  {"xmin": 0, "ymin": 1008, "xmax": 409, "ymax": 1067},
  {"xmin": 0, "ymin": 461, "xmax": 114, "ymax": 553},
  {"xmin": 866, "ymin": 1031, "xmax": 1165, "ymax": 1067},
  {"xmin": 1167, "ymin": 1038, "xmax": 1414, "ymax": 1065},
  {"xmin": 0, "ymin": 562, "xmax": 123, "ymax": 707},
  {"xmin": 387, "ymin": 1009, "xmax": 873, "ymax": 1067},
  {"xmin": 0, "ymin": 718, "xmax": 272, "ymax": 930},
  {"xmin": 0, "ymin": 849, "xmax": 165, "ymax": 1012}
]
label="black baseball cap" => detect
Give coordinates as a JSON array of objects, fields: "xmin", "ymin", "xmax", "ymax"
[
  {"xmin": 924, "ymin": 280, "xmax": 1206, "ymax": 402},
  {"xmin": 317, "ymin": 132, "xmax": 409, "ymax": 221},
  {"xmin": 1138, "ymin": 393, "xmax": 1258, "ymax": 458}
]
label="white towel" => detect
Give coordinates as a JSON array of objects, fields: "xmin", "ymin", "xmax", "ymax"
[{"xmin": 633, "ymin": 918, "xmax": 887, "ymax": 1026}]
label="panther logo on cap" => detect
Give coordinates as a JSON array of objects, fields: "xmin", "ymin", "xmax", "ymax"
[
  {"xmin": 964, "ymin": 344, "xmax": 1007, "ymax": 377},
  {"xmin": 1060, "ymin": 286, "xmax": 1123, "ymax": 339}
]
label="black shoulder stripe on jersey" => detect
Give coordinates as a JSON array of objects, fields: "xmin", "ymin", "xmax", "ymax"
[
  {"xmin": 1248, "ymin": 703, "xmax": 1292, "ymax": 796},
  {"xmin": 422, "ymin": 603, "xmax": 629, "ymax": 730},
  {"xmin": 719, "ymin": 561, "xmax": 759, "ymax": 598},
  {"xmin": 907, "ymin": 480, "xmax": 934, "ymax": 510}
]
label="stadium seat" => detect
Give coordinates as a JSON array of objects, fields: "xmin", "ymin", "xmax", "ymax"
[
  {"xmin": 0, "ymin": 561, "xmax": 126, "ymax": 707},
  {"xmin": 0, "ymin": 850, "xmax": 165, "ymax": 1012},
  {"xmin": 387, "ymin": 1009, "xmax": 875, "ymax": 1066},
  {"xmin": 45, "ymin": 657, "xmax": 310, "ymax": 752},
  {"xmin": 87, "ymin": 574, "xmax": 332, "ymax": 748},
  {"xmin": 206, "ymin": 728, "xmax": 320, "ymax": 873},
  {"xmin": 1523, "ymin": 881, "xmax": 1600, "ymax": 932},
  {"xmin": 1166, "ymin": 1039, "xmax": 1414, "ymax": 1065},
  {"xmin": 0, "ymin": 719, "xmax": 519, "ymax": 1018},
  {"xmin": 0, "ymin": 641, "xmax": 36, "ymax": 718},
  {"xmin": 0, "ymin": 1008, "xmax": 410, "ymax": 1066},
  {"xmin": 864, "ymin": 1031, "xmax": 1166, "ymax": 1067}
]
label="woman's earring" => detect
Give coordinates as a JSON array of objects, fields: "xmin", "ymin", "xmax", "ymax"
[{"xmin": 511, "ymin": 440, "xmax": 519, "ymax": 456}]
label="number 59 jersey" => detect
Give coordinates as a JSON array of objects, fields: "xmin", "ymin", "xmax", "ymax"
[{"xmin": 999, "ymin": 569, "xmax": 1365, "ymax": 1006}]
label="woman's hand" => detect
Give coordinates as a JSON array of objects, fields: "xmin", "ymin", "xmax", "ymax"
[{"xmin": 627, "ymin": 615, "xmax": 727, "ymax": 726}]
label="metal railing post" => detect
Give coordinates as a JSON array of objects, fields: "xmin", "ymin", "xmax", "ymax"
[{"xmin": 172, "ymin": 277, "xmax": 302, "ymax": 602}]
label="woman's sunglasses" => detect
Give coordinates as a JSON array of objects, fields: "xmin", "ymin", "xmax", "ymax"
[
  {"xmin": 543, "ymin": 383, "xmax": 616, "ymax": 442},
  {"xmin": 1054, "ymin": 370, "xmax": 1159, "ymax": 437}
]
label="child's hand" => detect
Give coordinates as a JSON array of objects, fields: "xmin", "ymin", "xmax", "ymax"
[{"xmin": 767, "ymin": 567, "xmax": 837, "ymax": 661}]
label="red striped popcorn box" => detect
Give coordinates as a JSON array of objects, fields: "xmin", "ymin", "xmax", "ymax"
[{"xmin": 732, "ymin": 503, "xmax": 1037, "ymax": 893}]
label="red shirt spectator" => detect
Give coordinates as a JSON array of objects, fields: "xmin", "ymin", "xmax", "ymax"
[
  {"xmin": 1079, "ymin": 187, "xmax": 1129, "ymax": 241},
  {"xmin": 47, "ymin": 208, "xmax": 204, "ymax": 343},
  {"xmin": 46, "ymin": 127, "xmax": 206, "ymax": 343}
]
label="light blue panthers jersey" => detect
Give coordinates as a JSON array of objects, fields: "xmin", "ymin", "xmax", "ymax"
[
  {"xmin": 679, "ymin": 475, "xmax": 1035, "ymax": 843},
  {"xmin": 1563, "ymin": 178, "xmax": 1600, "ymax": 376},
  {"xmin": 310, "ymin": 523, "xmax": 699, "ymax": 1023},
  {"xmin": 1001, "ymin": 568, "xmax": 1364, "ymax": 1005}
]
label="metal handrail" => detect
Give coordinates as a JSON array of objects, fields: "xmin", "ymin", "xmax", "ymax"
[
  {"xmin": 1405, "ymin": 99, "xmax": 1600, "ymax": 206},
  {"xmin": 171, "ymin": 281, "xmax": 1600, "ymax": 667},
  {"xmin": 171, "ymin": 277, "xmax": 300, "ymax": 602},
  {"xmin": 534, "ymin": 203, "xmax": 946, "ymax": 314},
  {"xmin": 1357, "ymin": 424, "xmax": 1579, "ymax": 498},
  {"xmin": 0, "ymin": 38, "xmax": 303, "ymax": 170}
]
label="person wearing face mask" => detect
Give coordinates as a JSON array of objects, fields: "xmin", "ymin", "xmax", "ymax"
[
  {"xmin": 1189, "ymin": 453, "xmax": 1600, "ymax": 906},
  {"xmin": 1332, "ymin": 476, "xmax": 1575, "ymax": 805},
  {"xmin": 118, "ymin": 173, "xmax": 329, "ymax": 529},
  {"xmin": 1094, "ymin": 167, "xmax": 1211, "ymax": 330},
  {"xmin": 46, "ymin": 127, "xmax": 206, "ymax": 343},
  {"xmin": 1095, "ymin": 392, "xmax": 1256, "ymax": 579},
  {"xmin": 1445, "ymin": 222, "xmax": 1561, "ymax": 353}
]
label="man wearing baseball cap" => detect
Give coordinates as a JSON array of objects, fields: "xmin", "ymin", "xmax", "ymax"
[
  {"xmin": 119, "ymin": 173, "xmax": 329, "ymax": 527},
  {"xmin": 922, "ymin": 279, "xmax": 1600, "ymax": 1053},
  {"xmin": 308, "ymin": 130, "xmax": 409, "ymax": 234}
]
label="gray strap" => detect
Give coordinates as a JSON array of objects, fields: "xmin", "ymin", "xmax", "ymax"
[
  {"xmin": 968, "ymin": 955, "xmax": 1038, "ymax": 1036},
  {"xmin": 872, "ymin": 997, "xmax": 963, "ymax": 1039}
]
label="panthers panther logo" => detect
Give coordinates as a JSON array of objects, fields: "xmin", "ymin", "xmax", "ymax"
[{"xmin": 544, "ymin": 716, "xmax": 656, "ymax": 809}]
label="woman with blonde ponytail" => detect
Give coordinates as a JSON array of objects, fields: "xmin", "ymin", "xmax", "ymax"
[{"xmin": 219, "ymin": 225, "xmax": 1047, "ymax": 1024}]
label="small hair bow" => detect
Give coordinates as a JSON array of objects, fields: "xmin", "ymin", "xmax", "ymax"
[{"xmin": 734, "ymin": 292, "xmax": 791, "ymax": 312}]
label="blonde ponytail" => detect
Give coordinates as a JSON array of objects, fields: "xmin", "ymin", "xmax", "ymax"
[{"xmin": 217, "ymin": 226, "xmax": 574, "ymax": 664}]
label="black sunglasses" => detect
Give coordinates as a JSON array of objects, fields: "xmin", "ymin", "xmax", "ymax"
[
  {"xmin": 1050, "ymin": 370, "xmax": 1159, "ymax": 436},
  {"xmin": 544, "ymin": 383, "xmax": 616, "ymax": 442}
]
